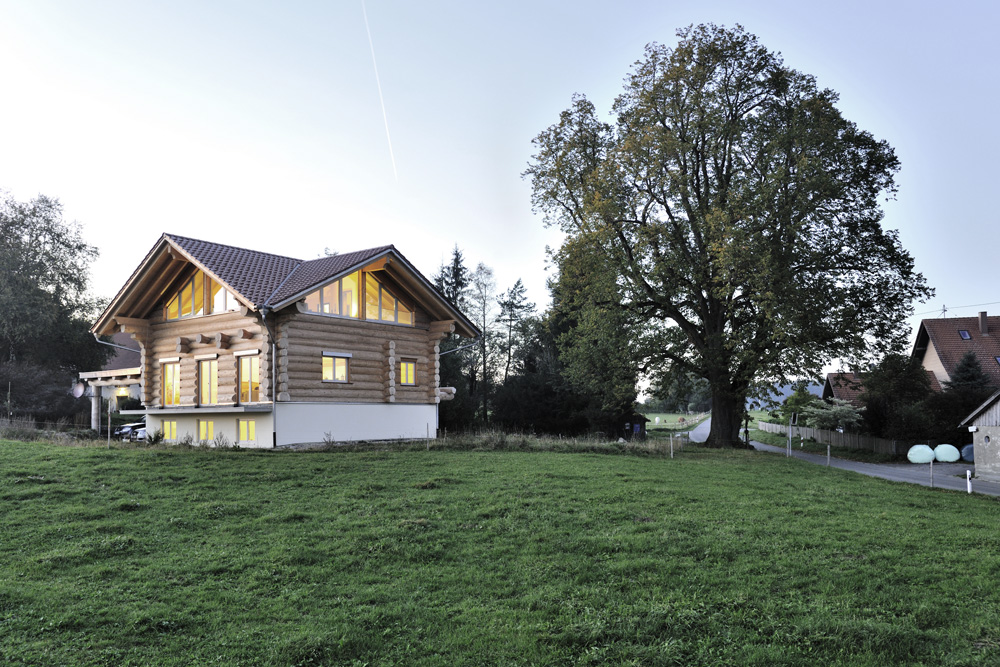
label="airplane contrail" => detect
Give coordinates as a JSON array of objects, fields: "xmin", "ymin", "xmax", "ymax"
[{"xmin": 362, "ymin": 0, "xmax": 397, "ymax": 182}]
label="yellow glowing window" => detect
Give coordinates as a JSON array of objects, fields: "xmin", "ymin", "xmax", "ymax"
[
  {"xmin": 162, "ymin": 420, "xmax": 177, "ymax": 441},
  {"xmin": 238, "ymin": 419, "xmax": 256, "ymax": 443},
  {"xmin": 162, "ymin": 362, "xmax": 180, "ymax": 406},
  {"xmin": 364, "ymin": 273, "xmax": 413, "ymax": 325},
  {"xmin": 199, "ymin": 359, "xmax": 218, "ymax": 405},
  {"xmin": 303, "ymin": 271, "xmax": 360, "ymax": 318},
  {"xmin": 239, "ymin": 356, "xmax": 260, "ymax": 403},
  {"xmin": 166, "ymin": 271, "xmax": 238, "ymax": 321},
  {"xmin": 399, "ymin": 360, "xmax": 416, "ymax": 386},
  {"xmin": 199, "ymin": 420, "xmax": 214, "ymax": 441},
  {"xmin": 322, "ymin": 355, "xmax": 349, "ymax": 382}
]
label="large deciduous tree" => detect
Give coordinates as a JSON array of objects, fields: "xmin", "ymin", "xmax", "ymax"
[
  {"xmin": 525, "ymin": 24, "xmax": 931, "ymax": 446},
  {"xmin": 0, "ymin": 191, "xmax": 109, "ymax": 418}
]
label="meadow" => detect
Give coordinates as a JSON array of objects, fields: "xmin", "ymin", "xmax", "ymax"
[{"xmin": 2, "ymin": 437, "xmax": 999, "ymax": 666}]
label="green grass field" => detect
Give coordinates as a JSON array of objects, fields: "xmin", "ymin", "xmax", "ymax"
[
  {"xmin": 2, "ymin": 438, "xmax": 999, "ymax": 665},
  {"xmin": 643, "ymin": 413, "xmax": 709, "ymax": 432}
]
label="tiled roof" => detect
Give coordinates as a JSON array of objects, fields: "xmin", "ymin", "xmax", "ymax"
[
  {"xmin": 268, "ymin": 246, "xmax": 393, "ymax": 305},
  {"xmin": 914, "ymin": 314, "xmax": 1000, "ymax": 388},
  {"xmin": 823, "ymin": 372, "xmax": 865, "ymax": 407},
  {"xmin": 165, "ymin": 234, "xmax": 391, "ymax": 308}
]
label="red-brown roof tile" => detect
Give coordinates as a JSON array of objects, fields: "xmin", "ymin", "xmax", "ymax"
[{"xmin": 912, "ymin": 314, "xmax": 1000, "ymax": 389}]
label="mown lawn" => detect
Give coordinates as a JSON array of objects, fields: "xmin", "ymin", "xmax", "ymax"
[{"xmin": 2, "ymin": 439, "xmax": 999, "ymax": 666}]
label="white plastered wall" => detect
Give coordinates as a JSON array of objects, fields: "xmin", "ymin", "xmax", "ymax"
[
  {"xmin": 153, "ymin": 412, "xmax": 275, "ymax": 449},
  {"xmin": 274, "ymin": 402, "xmax": 438, "ymax": 446}
]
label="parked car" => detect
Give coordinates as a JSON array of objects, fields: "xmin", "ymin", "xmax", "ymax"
[
  {"xmin": 117, "ymin": 422, "xmax": 145, "ymax": 441},
  {"xmin": 131, "ymin": 427, "xmax": 147, "ymax": 442}
]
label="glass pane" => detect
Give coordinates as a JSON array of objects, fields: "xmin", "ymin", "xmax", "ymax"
[
  {"xmin": 322, "ymin": 356, "xmax": 333, "ymax": 381},
  {"xmin": 226, "ymin": 290, "xmax": 239, "ymax": 311},
  {"xmin": 192, "ymin": 272, "xmax": 204, "ymax": 317},
  {"xmin": 180, "ymin": 281, "xmax": 192, "ymax": 317},
  {"xmin": 323, "ymin": 282, "xmax": 339, "ymax": 315},
  {"xmin": 166, "ymin": 294, "xmax": 179, "ymax": 320},
  {"xmin": 248, "ymin": 420, "xmax": 255, "ymax": 441},
  {"xmin": 250, "ymin": 358, "xmax": 260, "ymax": 401},
  {"xmin": 398, "ymin": 304, "xmax": 412, "ymax": 325},
  {"xmin": 305, "ymin": 289, "xmax": 321, "ymax": 313},
  {"xmin": 164, "ymin": 363, "xmax": 179, "ymax": 406},
  {"xmin": 342, "ymin": 271, "xmax": 359, "ymax": 318},
  {"xmin": 209, "ymin": 278, "xmax": 223, "ymax": 314},
  {"xmin": 382, "ymin": 291, "xmax": 396, "ymax": 322},
  {"xmin": 365, "ymin": 273, "xmax": 380, "ymax": 320},
  {"xmin": 239, "ymin": 420, "xmax": 247, "ymax": 442},
  {"xmin": 335, "ymin": 357, "xmax": 348, "ymax": 382}
]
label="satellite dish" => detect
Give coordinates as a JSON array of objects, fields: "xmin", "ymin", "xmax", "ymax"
[{"xmin": 72, "ymin": 382, "xmax": 86, "ymax": 398}]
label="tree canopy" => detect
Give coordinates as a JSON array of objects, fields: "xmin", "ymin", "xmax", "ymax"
[
  {"xmin": 0, "ymin": 191, "xmax": 109, "ymax": 418},
  {"xmin": 526, "ymin": 24, "xmax": 931, "ymax": 446}
]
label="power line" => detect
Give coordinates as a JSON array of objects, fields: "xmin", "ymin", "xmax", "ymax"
[{"xmin": 914, "ymin": 300, "xmax": 1000, "ymax": 317}]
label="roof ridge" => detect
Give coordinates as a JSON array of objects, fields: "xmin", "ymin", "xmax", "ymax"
[{"xmin": 164, "ymin": 232, "xmax": 304, "ymax": 264}]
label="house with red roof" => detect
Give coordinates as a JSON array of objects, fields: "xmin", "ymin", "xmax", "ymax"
[
  {"xmin": 86, "ymin": 234, "xmax": 478, "ymax": 447},
  {"xmin": 911, "ymin": 312, "xmax": 1000, "ymax": 390},
  {"xmin": 821, "ymin": 372, "xmax": 866, "ymax": 407}
]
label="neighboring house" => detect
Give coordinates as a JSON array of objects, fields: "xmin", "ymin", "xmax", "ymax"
[
  {"xmin": 912, "ymin": 312, "xmax": 1000, "ymax": 389},
  {"xmin": 822, "ymin": 370, "xmax": 941, "ymax": 408},
  {"xmin": 960, "ymin": 389, "xmax": 1000, "ymax": 482},
  {"xmin": 822, "ymin": 372, "xmax": 865, "ymax": 408},
  {"xmin": 86, "ymin": 234, "xmax": 478, "ymax": 448}
]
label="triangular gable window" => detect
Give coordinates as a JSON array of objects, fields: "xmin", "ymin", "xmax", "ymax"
[{"xmin": 165, "ymin": 270, "xmax": 240, "ymax": 320}]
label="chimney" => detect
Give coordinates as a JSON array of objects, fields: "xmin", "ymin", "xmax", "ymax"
[{"xmin": 980, "ymin": 311, "xmax": 989, "ymax": 336}]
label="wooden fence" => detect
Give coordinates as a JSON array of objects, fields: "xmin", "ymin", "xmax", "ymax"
[{"xmin": 756, "ymin": 421, "xmax": 901, "ymax": 457}]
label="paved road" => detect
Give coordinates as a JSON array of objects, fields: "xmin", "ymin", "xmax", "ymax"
[{"xmin": 691, "ymin": 417, "xmax": 1000, "ymax": 496}]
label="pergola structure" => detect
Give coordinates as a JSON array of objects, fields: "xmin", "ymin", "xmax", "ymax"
[{"xmin": 78, "ymin": 367, "xmax": 141, "ymax": 432}]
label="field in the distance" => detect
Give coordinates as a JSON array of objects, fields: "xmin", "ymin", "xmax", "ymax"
[
  {"xmin": 643, "ymin": 412, "xmax": 709, "ymax": 432},
  {"xmin": 2, "ymin": 439, "xmax": 999, "ymax": 666}
]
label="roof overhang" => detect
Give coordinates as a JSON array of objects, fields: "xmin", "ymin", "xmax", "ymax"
[
  {"xmin": 92, "ymin": 235, "xmax": 251, "ymax": 336},
  {"xmin": 270, "ymin": 248, "xmax": 479, "ymax": 338}
]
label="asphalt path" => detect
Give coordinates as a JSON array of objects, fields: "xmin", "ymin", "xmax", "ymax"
[{"xmin": 691, "ymin": 417, "xmax": 1000, "ymax": 497}]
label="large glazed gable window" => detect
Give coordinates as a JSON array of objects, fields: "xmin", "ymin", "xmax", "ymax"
[
  {"xmin": 365, "ymin": 273, "xmax": 414, "ymax": 325},
  {"xmin": 304, "ymin": 271, "xmax": 360, "ymax": 318},
  {"xmin": 165, "ymin": 270, "xmax": 239, "ymax": 321},
  {"xmin": 303, "ymin": 270, "xmax": 412, "ymax": 325}
]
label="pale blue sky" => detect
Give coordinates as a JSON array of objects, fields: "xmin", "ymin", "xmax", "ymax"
[{"xmin": 1, "ymin": 0, "xmax": 997, "ymax": 346}]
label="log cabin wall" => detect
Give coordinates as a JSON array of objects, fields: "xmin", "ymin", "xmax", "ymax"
[
  {"xmin": 275, "ymin": 306, "xmax": 443, "ymax": 405},
  {"xmin": 144, "ymin": 310, "xmax": 268, "ymax": 407}
]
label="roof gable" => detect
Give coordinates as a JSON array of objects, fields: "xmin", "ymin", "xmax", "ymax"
[
  {"xmin": 912, "ymin": 314, "xmax": 1000, "ymax": 388},
  {"xmin": 93, "ymin": 234, "xmax": 478, "ymax": 338}
]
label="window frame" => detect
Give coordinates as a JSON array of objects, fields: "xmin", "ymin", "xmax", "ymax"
[
  {"xmin": 165, "ymin": 270, "xmax": 240, "ymax": 321},
  {"xmin": 162, "ymin": 420, "xmax": 177, "ymax": 442},
  {"xmin": 399, "ymin": 359, "xmax": 417, "ymax": 386},
  {"xmin": 237, "ymin": 353, "xmax": 261, "ymax": 404},
  {"xmin": 198, "ymin": 358, "xmax": 219, "ymax": 406},
  {"xmin": 162, "ymin": 361, "xmax": 181, "ymax": 407},
  {"xmin": 198, "ymin": 419, "xmax": 214, "ymax": 442},
  {"xmin": 322, "ymin": 351, "xmax": 352, "ymax": 383},
  {"xmin": 238, "ymin": 419, "xmax": 256, "ymax": 444}
]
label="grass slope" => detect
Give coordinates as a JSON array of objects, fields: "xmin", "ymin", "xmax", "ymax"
[{"xmin": 2, "ymin": 440, "xmax": 999, "ymax": 665}]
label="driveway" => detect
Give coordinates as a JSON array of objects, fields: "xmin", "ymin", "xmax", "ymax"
[
  {"xmin": 690, "ymin": 416, "xmax": 1000, "ymax": 496},
  {"xmin": 751, "ymin": 440, "xmax": 1000, "ymax": 497}
]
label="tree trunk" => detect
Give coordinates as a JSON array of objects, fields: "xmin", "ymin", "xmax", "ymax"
[{"xmin": 706, "ymin": 389, "xmax": 749, "ymax": 448}]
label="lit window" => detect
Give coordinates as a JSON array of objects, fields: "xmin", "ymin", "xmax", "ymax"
[
  {"xmin": 239, "ymin": 356, "xmax": 260, "ymax": 403},
  {"xmin": 400, "ymin": 360, "xmax": 416, "ymax": 386},
  {"xmin": 303, "ymin": 271, "xmax": 360, "ymax": 318},
  {"xmin": 199, "ymin": 420, "xmax": 214, "ymax": 441},
  {"xmin": 323, "ymin": 354, "xmax": 349, "ymax": 382},
  {"xmin": 162, "ymin": 362, "xmax": 180, "ymax": 407},
  {"xmin": 166, "ymin": 271, "xmax": 238, "ymax": 320},
  {"xmin": 199, "ymin": 359, "xmax": 218, "ymax": 405},
  {"xmin": 162, "ymin": 420, "xmax": 177, "ymax": 441},
  {"xmin": 364, "ymin": 273, "xmax": 414, "ymax": 325},
  {"xmin": 238, "ymin": 419, "xmax": 256, "ymax": 443},
  {"xmin": 959, "ymin": 330, "xmax": 971, "ymax": 340}
]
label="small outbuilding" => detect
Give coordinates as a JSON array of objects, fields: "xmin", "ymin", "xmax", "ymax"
[{"xmin": 959, "ymin": 389, "xmax": 1000, "ymax": 482}]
